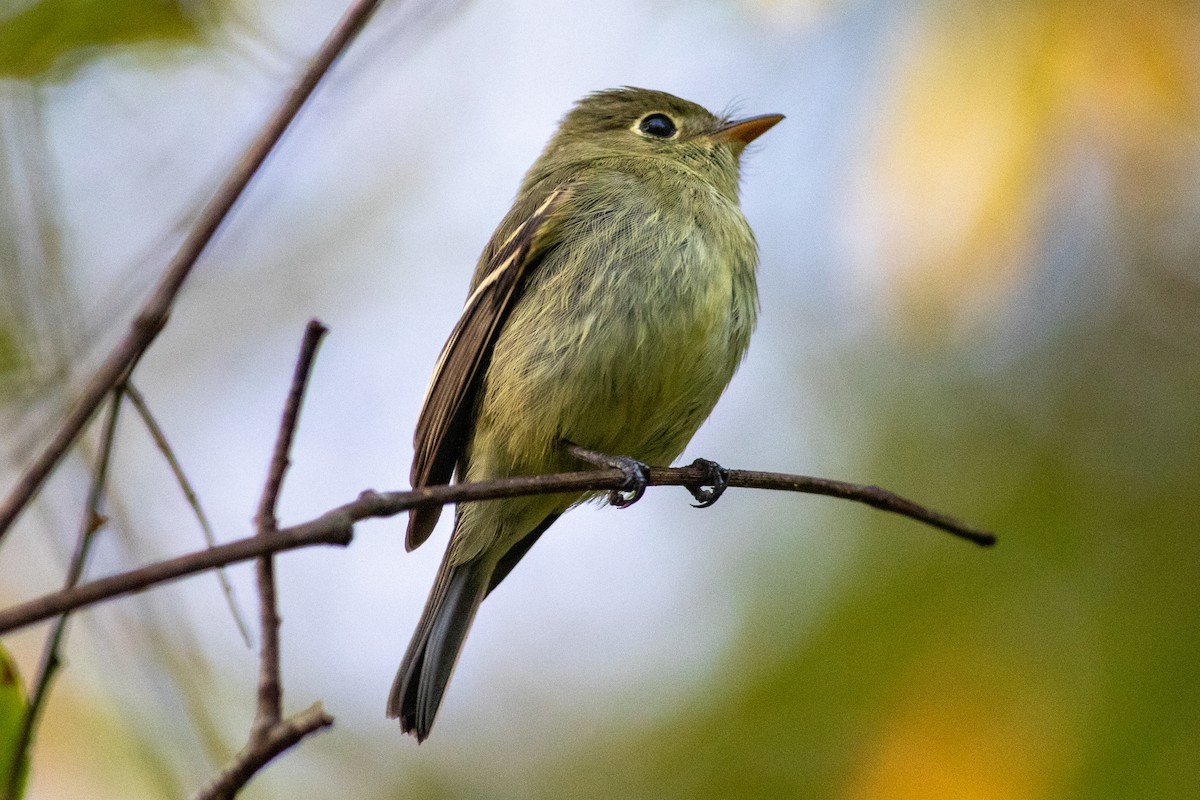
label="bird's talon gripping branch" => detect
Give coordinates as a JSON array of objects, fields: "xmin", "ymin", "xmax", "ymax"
[
  {"xmin": 566, "ymin": 444, "xmax": 649, "ymax": 509},
  {"xmin": 687, "ymin": 458, "xmax": 729, "ymax": 508},
  {"xmin": 607, "ymin": 456, "xmax": 648, "ymax": 508}
]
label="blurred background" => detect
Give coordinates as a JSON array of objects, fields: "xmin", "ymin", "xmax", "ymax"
[{"xmin": 1, "ymin": 0, "xmax": 1198, "ymax": 797}]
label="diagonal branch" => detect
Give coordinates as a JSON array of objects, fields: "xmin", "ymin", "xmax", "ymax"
[
  {"xmin": 125, "ymin": 382, "xmax": 252, "ymax": 646},
  {"xmin": 5, "ymin": 386, "xmax": 124, "ymax": 800},
  {"xmin": 0, "ymin": 0, "xmax": 389, "ymax": 543}
]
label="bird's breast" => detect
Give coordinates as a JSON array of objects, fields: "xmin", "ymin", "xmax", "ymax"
[{"xmin": 476, "ymin": 186, "xmax": 758, "ymax": 472}]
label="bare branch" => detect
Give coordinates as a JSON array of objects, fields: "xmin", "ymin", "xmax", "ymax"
[
  {"xmin": 252, "ymin": 320, "xmax": 327, "ymax": 739},
  {"xmin": 125, "ymin": 382, "xmax": 252, "ymax": 647},
  {"xmin": 0, "ymin": 0, "xmax": 389, "ymax": 542},
  {"xmin": 190, "ymin": 320, "xmax": 331, "ymax": 799},
  {"xmin": 189, "ymin": 702, "xmax": 333, "ymax": 800},
  {"xmin": 716, "ymin": 468, "xmax": 996, "ymax": 546},
  {"xmin": 0, "ymin": 516, "xmax": 353, "ymax": 634},
  {"xmin": 0, "ymin": 464, "xmax": 994, "ymax": 635},
  {"xmin": 254, "ymin": 321, "xmax": 327, "ymax": 535},
  {"xmin": 6, "ymin": 386, "xmax": 123, "ymax": 800}
]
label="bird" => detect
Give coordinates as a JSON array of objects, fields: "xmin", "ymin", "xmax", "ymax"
[{"xmin": 388, "ymin": 87, "xmax": 782, "ymax": 740}]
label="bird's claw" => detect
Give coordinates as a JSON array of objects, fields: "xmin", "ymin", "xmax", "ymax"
[
  {"xmin": 608, "ymin": 456, "xmax": 648, "ymax": 509},
  {"xmin": 566, "ymin": 444, "xmax": 649, "ymax": 509},
  {"xmin": 687, "ymin": 458, "xmax": 728, "ymax": 508}
]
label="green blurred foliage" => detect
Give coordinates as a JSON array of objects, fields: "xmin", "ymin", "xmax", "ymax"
[
  {"xmin": 0, "ymin": 0, "xmax": 211, "ymax": 80},
  {"xmin": 0, "ymin": 644, "xmax": 29, "ymax": 799}
]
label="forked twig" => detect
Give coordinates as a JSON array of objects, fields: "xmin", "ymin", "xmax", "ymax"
[
  {"xmin": 192, "ymin": 321, "xmax": 331, "ymax": 800},
  {"xmin": 251, "ymin": 320, "xmax": 326, "ymax": 738},
  {"xmin": 190, "ymin": 703, "xmax": 332, "ymax": 800}
]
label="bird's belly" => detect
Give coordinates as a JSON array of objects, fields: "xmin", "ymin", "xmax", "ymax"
[
  {"xmin": 556, "ymin": 308, "xmax": 733, "ymax": 460},
  {"xmin": 476, "ymin": 260, "xmax": 751, "ymax": 475}
]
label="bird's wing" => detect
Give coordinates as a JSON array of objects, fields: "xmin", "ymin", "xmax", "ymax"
[{"xmin": 405, "ymin": 185, "xmax": 572, "ymax": 550}]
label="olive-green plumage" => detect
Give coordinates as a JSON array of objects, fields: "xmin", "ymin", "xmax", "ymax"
[{"xmin": 388, "ymin": 88, "xmax": 782, "ymax": 740}]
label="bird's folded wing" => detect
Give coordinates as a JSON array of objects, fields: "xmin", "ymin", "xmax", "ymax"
[{"xmin": 405, "ymin": 185, "xmax": 572, "ymax": 550}]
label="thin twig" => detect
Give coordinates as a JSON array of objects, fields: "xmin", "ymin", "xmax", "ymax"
[
  {"xmin": 0, "ymin": 464, "xmax": 994, "ymax": 635},
  {"xmin": 193, "ymin": 321, "xmax": 331, "ymax": 799},
  {"xmin": 251, "ymin": 527, "xmax": 283, "ymax": 739},
  {"xmin": 0, "ymin": 517, "xmax": 353, "ymax": 635},
  {"xmin": 0, "ymin": 0, "xmax": 389, "ymax": 542},
  {"xmin": 190, "ymin": 703, "xmax": 334, "ymax": 800},
  {"xmin": 253, "ymin": 321, "xmax": 327, "ymax": 536},
  {"xmin": 5, "ymin": 386, "xmax": 124, "ymax": 800},
  {"xmin": 712, "ymin": 469, "xmax": 995, "ymax": 545},
  {"xmin": 125, "ymin": 382, "xmax": 252, "ymax": 647},
  {"xmin": 252, "ymin": 320, "xmax": 327, "ymax": 740}
]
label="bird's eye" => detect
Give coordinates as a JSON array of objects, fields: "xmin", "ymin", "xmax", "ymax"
[{"xmin": 638, "ymin": 113, "xmax": 677, "ymax": 139}]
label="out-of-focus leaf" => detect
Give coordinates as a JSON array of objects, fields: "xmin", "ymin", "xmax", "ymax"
[
  {"xmin": 0, "ymin": 644, "xmax": 29, "ymax": 799},
  {"xmin": 848, "ymin": 2, "xmax": 1200, "ymax": 331},
  {"xmin": 0, "ymin": 0, "xmax": 210, "ymax": 80}
]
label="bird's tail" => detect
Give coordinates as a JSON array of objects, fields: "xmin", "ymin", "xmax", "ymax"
[{"xmin": 387, "ymin": 549, "xmax": 490, "ymax": 741}]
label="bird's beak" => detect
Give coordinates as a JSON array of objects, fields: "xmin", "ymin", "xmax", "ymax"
[{"xmin": 712, "ymin": 113, "xmax": 785, "ymax": 148}]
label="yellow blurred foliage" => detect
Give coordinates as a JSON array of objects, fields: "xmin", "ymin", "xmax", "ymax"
[
  {"xmin": 843, "ymin": 644, "xmax": 1082, "ymax": 800},
  {"xmin": 853, "ymin": 1, "xmax": 1200, "ymax": 326}
]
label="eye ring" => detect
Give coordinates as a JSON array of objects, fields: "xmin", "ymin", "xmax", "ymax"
[{"xmin": 637, "ymin": 113, "xmax": 678, "ymax": 139}]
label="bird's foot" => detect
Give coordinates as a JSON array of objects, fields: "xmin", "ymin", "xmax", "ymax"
[
  {"xmin": 566, "ymin": 444, "xmax": 649, "ymax": 509},
  {"xmin": 686, "ymin": 458, "xmax": 729, "ymax": 508}
]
